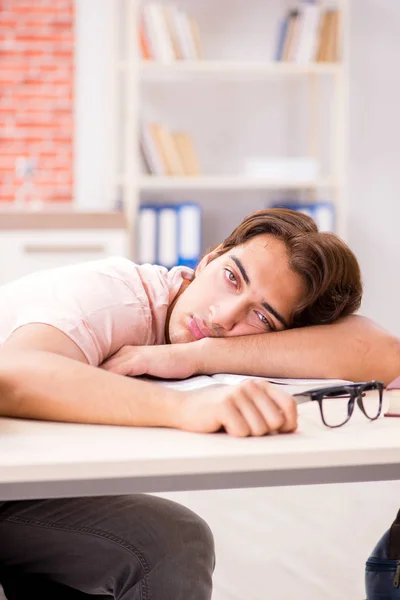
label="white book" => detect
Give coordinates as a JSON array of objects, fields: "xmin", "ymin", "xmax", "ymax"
[
  {"xmin": 140, "ymin": 122, "xmax": 166, "ymax": 176},
  {"xmin": 295, "ymin": 2, "xmax": 322, "ymax": 64},
  {"xmin": 141, "ymin": 373, "xmax": 352, "ymax": 397},
  {"xmin": 143, "ymin": 3, "xmax": 175, "ymax": 63},
  {"xmin": 171, "ymin": 7, "xmax": 197, "ymax": 60},
  {"xmin": 158, "ymin": 205, "xmax": 178, "ymax": 268},
  {"xmin": 138, "ymin": 205, "xmax": 158, "ymax": 264}
]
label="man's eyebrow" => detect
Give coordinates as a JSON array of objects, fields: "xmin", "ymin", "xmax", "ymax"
[
  {"xmin": 230, "ymin": 255, "xmax": 250, "ymax": 285},
  {"xmin": 229, "ymin": 254, "xmax": 289, "ymax": 329},
  {"xmin": 261, "ymin": 301, "xmax": 288, "ymax": 329}
]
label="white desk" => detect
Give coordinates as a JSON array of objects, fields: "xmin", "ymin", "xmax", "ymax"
[{"xmin": 2, "ymin": 403, "xmax": 400, "ymax": 500}]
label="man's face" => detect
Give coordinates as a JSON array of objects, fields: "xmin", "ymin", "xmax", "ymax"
[{"xmin": 167, "ymin": 234, "xmax": 306, "ymax": 344}]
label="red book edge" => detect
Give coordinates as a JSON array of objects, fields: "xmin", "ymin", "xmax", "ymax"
[{"xmin": 386, "ymin": 376, "xmax": 400, "ymax": 390}]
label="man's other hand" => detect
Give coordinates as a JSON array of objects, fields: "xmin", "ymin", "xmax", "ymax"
[
  {"xmin": 178, "ymin": 379, "xmax": 297, "ymax": 437},
  {"xmin": 100, "ymin": 343, "xmax": 200, "ymax": 379}
]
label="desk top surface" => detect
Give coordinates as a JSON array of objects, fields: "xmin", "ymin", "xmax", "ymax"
[{"xmin": 2, "ymin": 402, "xmax": 400, "ymax": 486}]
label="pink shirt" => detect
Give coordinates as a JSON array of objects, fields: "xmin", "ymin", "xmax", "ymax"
[{"xmin": 0, "ymin": 257, "xmax": 193, "ymax": 366}]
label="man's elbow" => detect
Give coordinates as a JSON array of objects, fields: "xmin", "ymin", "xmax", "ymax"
[
  {"xmin": 350, "ymin": 331, "xmax": 400, "ymax": 386},
  {"xmin": 323, "ymin": 329, "xmax": 400, "ymax": 386},
  {"xmin": 0, "ymin": 349, "xmax": 44, "ymax": 416},
  {"xmin": 0, "ymin": 353, "xmax": 22, "ymax": 416},
  {"xmin": 376, "ymin": 333, "xmax": 400, "ymax": 386}
]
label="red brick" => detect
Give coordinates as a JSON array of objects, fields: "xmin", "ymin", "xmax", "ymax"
[{"xmin": 0, "ymin": 0, "xmax": 74, "ymax": 205}]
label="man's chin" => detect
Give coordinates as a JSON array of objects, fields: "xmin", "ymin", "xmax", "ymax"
[{"xmin": 168, "ymin": 329, "xmax": 195, "ymax": 345}]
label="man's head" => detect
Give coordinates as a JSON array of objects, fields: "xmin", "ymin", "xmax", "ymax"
[{"xmin": 167, "ymin": 208, "xmax": 362, "ymax": 344}]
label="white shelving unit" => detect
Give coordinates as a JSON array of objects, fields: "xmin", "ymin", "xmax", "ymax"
[
  {"xmin": 139, "ymin": 175, "xmax": 337, "ymax": 191},
  {"xmin": 113, "ymin": 0, "xmax": 349, "ymax": 259},
  {"xmin": 139, "ymin": 60, "xmax": 343, "ymax": 78}
]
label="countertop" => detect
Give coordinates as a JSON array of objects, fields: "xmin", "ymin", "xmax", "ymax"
[{"xmin": 0, "ymin": 207, "xmax": 127, "ymax": 230}]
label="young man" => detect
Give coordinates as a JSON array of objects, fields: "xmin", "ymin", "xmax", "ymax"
[{"xmin": 0, "ymin": 208, "xmax": 398, "ymax": 600}]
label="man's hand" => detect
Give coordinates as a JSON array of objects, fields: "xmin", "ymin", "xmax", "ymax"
[
  {"xmin": 100, "ymin": 343, "xmax": 202, "ymax": 379},
  {"xmin": 177, "ymin": 379, "xmax": 297, "ymax": 437}
]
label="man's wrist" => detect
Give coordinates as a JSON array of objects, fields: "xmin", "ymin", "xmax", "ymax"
[
  {"xmin": 191, "ymin": 337, "xmax": 213, "ymax": 374},
  {"xmin": 161, "ymin": 388, "xmax": 187, "ymax": 429}
]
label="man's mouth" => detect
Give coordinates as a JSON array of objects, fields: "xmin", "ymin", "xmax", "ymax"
[{"xmin": 187, "ymin": 317, "xmax": 212, "ymax": 340}]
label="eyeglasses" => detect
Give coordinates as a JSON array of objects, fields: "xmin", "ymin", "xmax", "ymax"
[{"xmin": 294, "ymin": 380, "xmax": 384, "ymax": 428}]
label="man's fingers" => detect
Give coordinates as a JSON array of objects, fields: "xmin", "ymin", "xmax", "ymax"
[
  {"xmin": 229, "ymin": 380, "xmax": 297, "ymax": 435},
  {"xmin": 100, "ymin": 347, "xmax": 149, "ymax": 376},
  {"xmin": 220, "ymin": 380, "xmax": 297, "ymax": 437},
  {"xmin": 100, "ymin": 357, "xmax": 117, "ymax": 371},
  {"xmin": 253, "ymin": 381, "xmax": 298, "ymax": 433},
  {"xmin": 232, "ymin": 384, "xmax": 271, "ymax": 436},
  {"xmin": 101, "ymin": 356, "xmax": 127, "ymax": 374},
  {"xmin": 220, "ymin": 396, "xmax": 252, "ymax": 438}
]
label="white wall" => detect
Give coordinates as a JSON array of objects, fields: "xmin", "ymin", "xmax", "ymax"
[
  {"xmin": 74, "ymin": 0, "xmax": 115, "ymax": 211},
  {"xmin": 348, "ymin": 0, "xmax": 400, "ymax": 335}
]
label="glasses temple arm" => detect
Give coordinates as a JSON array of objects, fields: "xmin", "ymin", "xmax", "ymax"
[{"xmin": 293, "ymin": 393, "xmax": 314, "ymax": 405}]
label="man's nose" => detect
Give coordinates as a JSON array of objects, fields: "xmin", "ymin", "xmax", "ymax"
[{"xmin": 209, "ymin": 302, "xmax": 242, "ymax": 333}]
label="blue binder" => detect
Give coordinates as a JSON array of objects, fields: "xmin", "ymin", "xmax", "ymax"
[
  {"xmin": 138, "ymin": 204, "xmax": 158, "ymax": 265},
  {"xmin": 139, "ymin": 202, "xmax": 202, "ymax": 269},
  {"xmin": 177, "ymin": 202, "xmax": 202, "ymax": 269},
  {"xmin": 270, "ymin": 200, "xmax": 335, "ymax": 232},
  {"xmin": 157, "ymin": 204, "xmax": 179, "ymax": 269}
]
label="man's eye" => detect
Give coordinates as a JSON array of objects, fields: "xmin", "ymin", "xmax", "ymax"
[
  {"xmin": 257, "ymin": 312, "xmax": 271, "ymax": 328},
  {"xmin": 224, "ymin": 269, "xmax": 237, "ymax": 285}
]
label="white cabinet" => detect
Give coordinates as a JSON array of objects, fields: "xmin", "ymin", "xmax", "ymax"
[{"xmin": 0, "ymin": 229, "xmax": 128, "ymax": 284}]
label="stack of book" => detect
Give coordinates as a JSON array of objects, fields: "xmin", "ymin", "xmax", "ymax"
[
  {"xmin": 139, "ymin": 3, "xmax": 203, "ymax": 62},
  {"xmin": 137, "ymin": 202, "xmax": 202, "ymax": 269},
  {"xmin": 140, "ymin": 122, "xmax": 201, "ymax": 177},
  {"xmin": 271, "ymin": 200, "xmax": 335, "ymax": 232},
  {"xmin": 275, "ymin": 2, "xmax": 340, "ymax": 63}
]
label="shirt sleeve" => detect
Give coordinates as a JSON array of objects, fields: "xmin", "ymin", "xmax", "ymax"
[{"xmin": 8, "ymin": 262, "xmax": 151, "ymax": 366}]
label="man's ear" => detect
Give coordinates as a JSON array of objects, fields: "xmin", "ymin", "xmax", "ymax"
[{"xmin": 195, "ymin": 245, "xmax": 223, "ymax": 276}]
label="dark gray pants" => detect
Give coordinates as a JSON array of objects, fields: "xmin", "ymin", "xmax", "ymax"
[{"xmin": 0, "ymin": 495, "xmax": 215, "ymax": 600}]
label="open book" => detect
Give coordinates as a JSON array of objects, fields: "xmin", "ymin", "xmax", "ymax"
[{"xmin": 141, "ymin": 373, "xmax": 352, "ymax": 397}]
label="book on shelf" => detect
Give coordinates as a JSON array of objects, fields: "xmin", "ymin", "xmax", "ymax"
[
  {"xmin": 140, "ymin": 122, "xmax": 166, "ymax": 176},
  {"xmin": 281, "ymin": 9, "xmax": 300, "ymax": 62},
  {"xmin": 173, "ymin": 132, "xmax": 201, "ymax": 176},
  {"xmin": 137, "ymin": 202, "xmax": 202, "ymax": 270},
  {"xmin": 317, "ymin": 9, "xmax": 340, "ymax": 63},
  {"xmin": 139, "ymin": 3, "xmax": 203, "ymax": 62},
  {"xmin": 156, "ymin": 124, "xmax": 186, "ymax": 176},
  {"xmin": 138, "ymin": 21, "xmax": 152, "ymax": 60},
  {"xmin": 140, "ymin": 122, "xmax": 201, "ymax": 177},
  {"xmin": 275, "ymin": 2, "xmax": 340, "ymax": 63},
  {"xmin": 384, "ymin": 376, "xmax": 400, "ymax": 417},
  {"xmin": 271, "ymin": 200, "xmax": 335, "ymax": 232},
  {"xmin": 163, "ymin": 4, "xmax": 184, "ymax": 60},
  {"xmin": 142, "ymin": 3, "xmax": 176, "ymax": 63}
]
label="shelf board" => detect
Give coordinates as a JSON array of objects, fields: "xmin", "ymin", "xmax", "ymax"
[
  {"xmin": 139, "ymin": 60, "xmax": 342, "ymax": 81},
  {"xmin": 139, "ymin": 176, "xmax": 337, "ymax": 191}
]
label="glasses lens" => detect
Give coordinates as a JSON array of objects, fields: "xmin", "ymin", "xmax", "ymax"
[
  {"xmin": 358, "ymin": 386, "xmax": 382, "ymax": 419},
  {"xmin": 320, "ymin": 393, "xmax": 353, "ymax": 427}
]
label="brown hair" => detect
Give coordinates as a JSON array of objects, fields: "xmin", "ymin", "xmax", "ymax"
[{"xmin": 212, "ymin": 208, "xmax": 362, "ymax": 327}]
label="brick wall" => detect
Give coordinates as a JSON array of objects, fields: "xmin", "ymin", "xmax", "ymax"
[{"xmin": 0, "ymin": 0, "xmax": 74, "ymax": 204}]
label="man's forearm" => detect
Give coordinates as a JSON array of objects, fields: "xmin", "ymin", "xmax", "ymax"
[
  {"xmin": 0, "ymin": 350, "xmax": 182, "ymax": 427},
  {"xmin": 196, "ymin": 315, "xmax": 400, "ymax": 385}
]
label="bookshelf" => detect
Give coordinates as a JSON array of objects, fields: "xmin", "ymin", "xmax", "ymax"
[
  {"xmin": 139, "ymin": 175, "xmax": 336, "ymax": 191},
  {"xmin": 139, "ymin": 60, "xmax": 343, "ymax": 79},
  {"xmin": 112, "ymin": 0, "xmax": 349, "ymax": 260}
]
